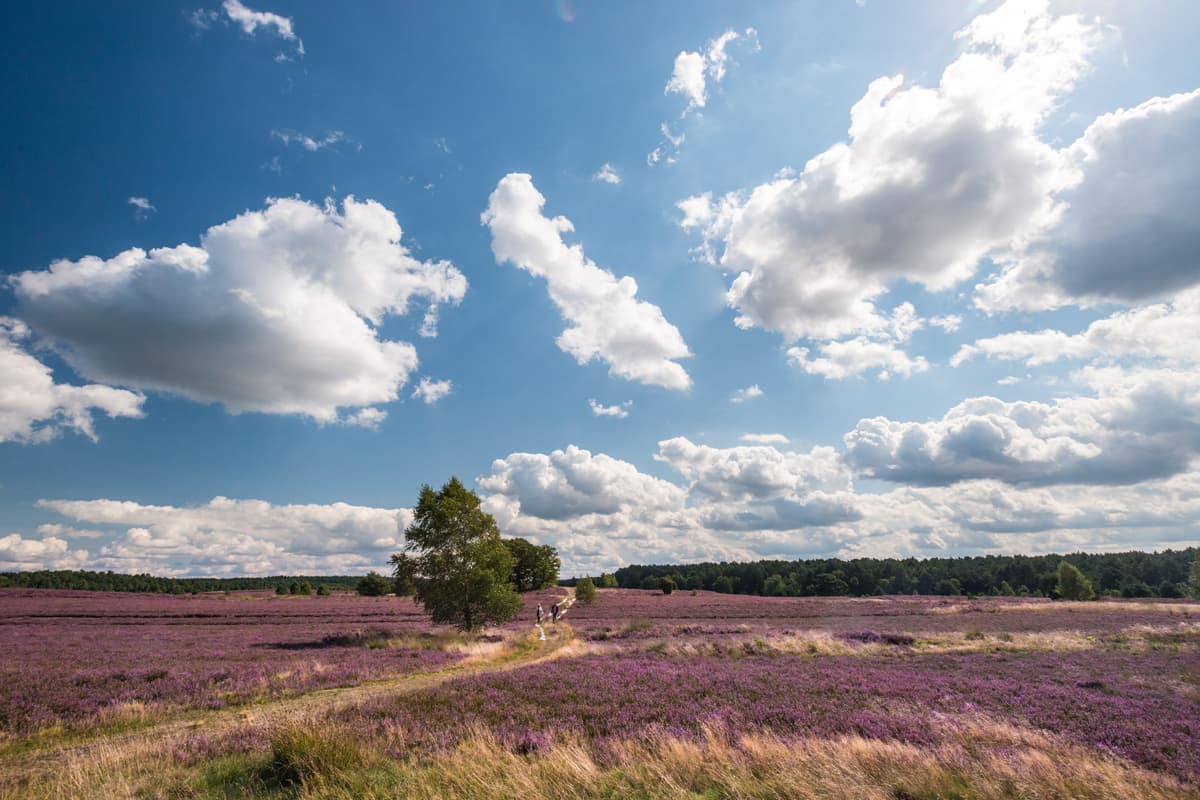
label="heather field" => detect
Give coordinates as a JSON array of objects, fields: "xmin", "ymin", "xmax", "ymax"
[{"xmin": 1, "ymin": 587, "xmax": 1198, "ymax": 799}]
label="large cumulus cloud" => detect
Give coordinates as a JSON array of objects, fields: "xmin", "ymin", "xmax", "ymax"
[
  {"xmin": 844, "ymin": 368, "xmax": 1200, "ymax": 487},
  {"xmin": 0, "ymin": 317, "xmax": 144, "ymax": 444},
  {"xmin": 12, "ymin": 196, "xmax": 465, "ymax": 423},
  {"xmin": 677, "ymin": 0, "xmax": 1096, "ymax": 342}
]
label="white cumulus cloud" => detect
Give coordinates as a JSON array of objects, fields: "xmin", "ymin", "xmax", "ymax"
[
  {"xmin": 975, "ymin": 88, "xmax": 1200, "ymax": 312},
  {"xmin": 34, "ymin": 496, "xmax": 411, "ymax": 576},
  {"xmin": 844, "ymin": 367, "xmax": 1200, "ymax": 487},
  {"xmin": 592, "ymin": 163, "xmax": 621, "ymax": 184},
  {"xmin": 222, "ymin": 0, "xmax": 303, "ymax": 54},
  {"xmin": 482, "ymin": 173, "xmax": 692, "ymax": 390},
  {"xmin": 677, "ymin": 0, "xmax": 1100, "ymax": 342},
  {"xmin": 12, "ymin": 196, "xmax": 466, "ymax": 423},
  {"xmin": 0, "ymin": 318, "xmax": 144, "ymax": 444},
  {"xmin": 411, "ymin": 377, "xmax": 452, "ymax": 405},
  {"xmin": 729, "ymin": 384, "xmax": 764, "ymax": 403},
  {"xmin": 589, "ymin": 399, "xmax": 631, "ymax": 418}
]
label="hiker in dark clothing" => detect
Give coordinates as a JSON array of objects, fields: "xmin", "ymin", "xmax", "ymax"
[
  {"xmin": 536, "ymin": 603, "xmax": 544, "ymax": 625},
  {"xmin": 551, "ymin": 602, "xmax": 559, "ymax": 623}
]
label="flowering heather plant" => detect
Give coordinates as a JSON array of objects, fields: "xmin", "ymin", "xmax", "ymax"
[
  {"xmin": 345, "ymin": 649, "xmax": 1200, "ymax": 780},
  {"xmin": 0, "ymin": 589, "xmax": 459, "ymax": 734}
]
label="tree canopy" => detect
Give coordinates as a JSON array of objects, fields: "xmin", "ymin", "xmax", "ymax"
[
  {"xmin": 400, "ymin": 477, "xmax": 522, "ymax": 630},
  {"xmin": 504, "ymin": 537, "xmax": 560, "ymax": 591}
]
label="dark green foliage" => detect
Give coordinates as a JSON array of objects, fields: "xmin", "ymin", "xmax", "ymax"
[
  {"xmin": 1190, "ymin": 554, "xmax": 1200, "ymax": 599},
  {"xmin": 660, "ymin": 576, "xmax": 676, "ymax": 595},
  {"xmin": 575, "ymin": 576, "xmax": 597, "ymax": 604},
  {"xmin": 609, "ymin": 548, "xmax": 1195, "ymax": 598},
  {"xmin": 316, "ymin": 584, "xmax": 331, "ymax": 596},
  {"xmin": 288, "ymin": 582, "xmax": 301, "ymax": 595},
  {"xmin": 356, "ymin": 572, "xmax": 390, "ymax": 597},
  {"xmin": 503, "ymin": 537, "xmax": 560, "ymax": 591},
  {"xmin": 599, "ymin": 572, "xmax": 618, "ymax": 588},
  {"xmin": 640, "ymin": 575, "xmax": 661, "ymax": 591},
  {"xmin": 0, "ymin": 570, "xmax": 362, "ymax": 594},
  {"xmin": 1056, "ymin": 561, "xmax": 1096, "ymax": 601},
  {"xmin": 389, "ymin": 552, "xmax": 417, "ymax": 597},
  {"xmin": 298, "ymin": 581, "xmax": 312, "ymax": 596},
  {"xmin": 400, "ymin": 477, "xmax": 522, "ymax": 631}
]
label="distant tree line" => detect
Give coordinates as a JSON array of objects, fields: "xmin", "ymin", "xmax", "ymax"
[
  {"xmin": 612, "ymin": 548, "xmax": 1199, "ymax": 599},
  {"xmin": 0, "ymin": 570, "xmax": 362, "ymax": 594}
]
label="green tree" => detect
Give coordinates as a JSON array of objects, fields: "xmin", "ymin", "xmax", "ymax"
[
  {"xmin": 599, "ymin": 573, "xmax": 618, "ymax": 588},
  {"xmin": 298, "ymin": 581, "xmax": 312, "ymax": 596},
  {"xmin": 389, "ymin": 552, "xmax": 417, "ymax": 597},
  {"xmin": 316, "ymin": 584, "xmax": 331, "ymax": 596},
  {"xmin": 1056, "ymin": 561, "xmax": 1095, "ymax": 601},
  {"xmin": 503, "ymin": 537, "xmax": 561, "ymax": 591},
  {"xmin": 356, "ymin": 572, "xmax": 390, "ymax": 596},
  {"xmin": 660, "ymin": 576, "xmax": 676, "ymax": 595},
  {"xmin": 764, "ymin": 573, "xmax": 787, "ymax": 596},
  {"xmin": 1190, "ymin": 555, "xmax": 1200, "ymax": 599},
  {"xmin": 275, "ymin": 584, "xmax": 288, "ymax": 595},
  {"xmin": 401, "ymin": 477, "xmax": 522, "ymax": 631},
  {"xmin": 575, "ymin": 577, "xmax": 597, "ymax": 604}
]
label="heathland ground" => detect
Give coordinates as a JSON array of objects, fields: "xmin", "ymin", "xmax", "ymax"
[{"xmin": 1, "ymin": 587, "xmax": 1197, "ymax": 799}]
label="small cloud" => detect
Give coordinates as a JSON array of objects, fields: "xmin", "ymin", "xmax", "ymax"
[
  {"xmin": 222, "ymin": 0, "xmax": 303, "ymax": 55},
  {"xmin": 187, "ymin": 8, "xmax": 220, "ymax": 30},
  {"xmin": 929, "ymin": 314, "xmax": 963, "ymax": 334},
  {"xmin": 412, "ymin": 377, "xmax": 452, "ymax": 405},
  {"xmin": 127, "ymin": 196, "xmax": 156, "ymax": 220},
  {"xmin": 341, "ymin": 407, "xmax": 387, "ymax": 429},
  {"xmin": 739, "ymin": 433, "xmax": 789, "ymax": 445},
  {"xmin": 730, "ymin": 384, "xmax": 764, "ymax": 403},
  {"xmin": 997, "ymin": 375, "xmax": 1028, "ymax": 385},
  {"xmin": 433, "ymin": 137, "xmax": 452, "ymax": 154},
  {"xmin": 593, "ymin": 163, "xmax": 621, "ymax": 184},
  {"xmin": 261, "ymin": 155, "xmax": 282, "ymax": 173},
  {"xmin": 589, "ymin": 399, "xmax": 632, "ymax": 418},
  {"xmin": 271, "ymin": 129, "xmax": 346, "ymax": 152}
]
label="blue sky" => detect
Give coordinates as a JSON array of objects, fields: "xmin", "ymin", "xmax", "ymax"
[{"xmin": 2, "ymin": 0, "xmax": 1198, "ymax": 577}]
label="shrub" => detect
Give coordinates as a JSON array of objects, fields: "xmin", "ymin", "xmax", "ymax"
[
  {"xmin": 263, "ymin": 726, "xmax": 367, "ymax": 788},
  {"xmin": 356, "ymin": 572, "xmax": 390, "ymax": 597},
  {"xmin": 275, "ymin": 584, "xmax": 288, "ymax": 595},
  {"xmin": 599, "ymin": 572, "xmax": 618, "ymax": 588},
  {"xmin": 316, "ymin": 584, "xmax": 331, "ymax": 596},
  {"xmin": 1056, "ymin": 561, "xmax": 1095, "ymax": 601},
  {"xmin": 660, "ymin": 576, "xmax": 676, "ymax": 595},
  {"xmin": 575, "ymin": 577, "xmax": 597, "ymax": 604}
]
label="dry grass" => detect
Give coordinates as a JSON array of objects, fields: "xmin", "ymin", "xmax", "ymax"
[
  {"xmin": 619, "ymin": 622, "xmax": 1199, "ymax": 659},
  {"xmin": 11, "ymin": 716, "xmax": 1194, "ymax": 800}
]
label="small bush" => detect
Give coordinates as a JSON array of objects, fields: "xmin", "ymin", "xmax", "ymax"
[
  {"xmin": 575, "ymin": 577, "xmax": 597, "ymax": 605},
  {"xmin": 356, "ymin": 572, "xmax": 390, "ymax": 597},
  {"xmin": 316, "ymin": 584, "xmax": 331, "ymax": 596},
  {"xmin": 661, "ymin": 576, "xmax": 676, "ymax": 595},
  {"xmin": 964, "ymin": 629, "xmax": 985, "ymax": 641},
  {"xmin": 263, "ymin": 726, "xmax": 367, "ymax": 788}
]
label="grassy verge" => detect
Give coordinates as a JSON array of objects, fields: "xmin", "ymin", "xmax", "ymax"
[{"xmin": 19, "ymin": 718, "xmax": 1196, "ymax": 800}]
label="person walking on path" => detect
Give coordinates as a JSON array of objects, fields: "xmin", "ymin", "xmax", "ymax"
[
  {"xmin": 551, "ymin": 602, "xmax": 559, "ymax": 623},
  {"xmin": 536, "ymin": 603, "xmax": 544, "ymax": 625}
]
